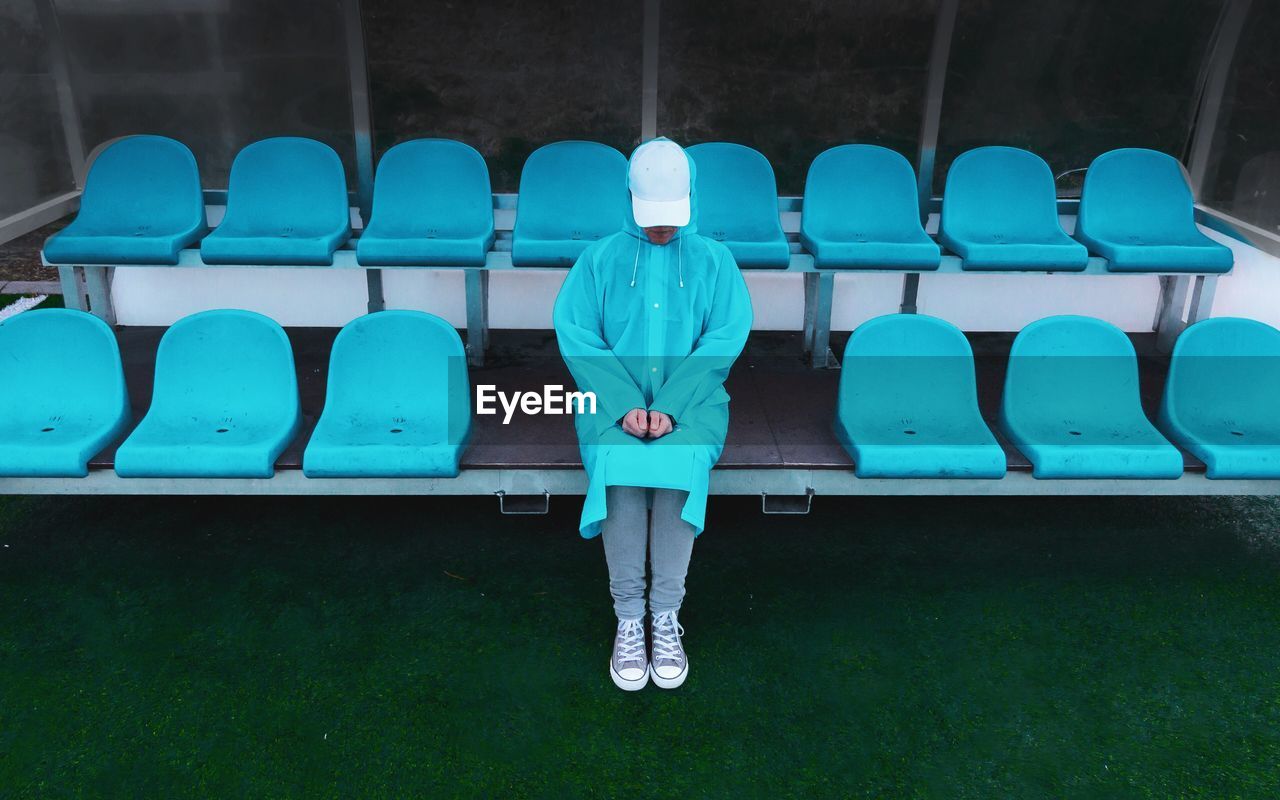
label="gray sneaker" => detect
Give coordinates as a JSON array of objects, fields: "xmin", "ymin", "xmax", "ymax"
[
  {"xmin": 610, "ymin": 618, "xmax": 649, "ymax": 691},
  {"xmin": 649, "ymin": 610, "xmax": 688, "ymax": 689}
]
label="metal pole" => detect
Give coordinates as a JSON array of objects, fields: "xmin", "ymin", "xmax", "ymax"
[
  {"xmin": 342, "ymin": 0, "xmax": 384, "ymax": 313},
  {"xmin": 34, "ymin": 0, "xmax": 87, "ymax": 189},
  {"xmin": 641, "ymin": 0, "xmax": 660, "ymax": 141},
  {"xmin": 915, "ymin": 0, "xmax": 960, "ymax": 220},
  {"xmin": 1185, "ymin": 0, "xmax": 1253, "ymax": 199},
  {"xmin": 905, "ymin": 0, "xmax": 959, "ymax": 316}
]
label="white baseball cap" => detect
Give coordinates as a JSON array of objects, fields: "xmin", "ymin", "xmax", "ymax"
[{"xmin": 628, "ymin": 138, "xmax": 691, "ymax": 228}]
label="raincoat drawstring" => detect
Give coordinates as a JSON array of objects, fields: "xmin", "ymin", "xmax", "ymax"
[{"xmin": 630, "ymin": 236, "xmax": 685, "ymax": 289}]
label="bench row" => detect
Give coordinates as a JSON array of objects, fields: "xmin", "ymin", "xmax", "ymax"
[
  {"xmin": 43, "ymin": 136, "xmax": 1233, "ymax": 275},
  {"xmin": 1, "ymin": 308, "xmax": 1275, "ymax": 481}
]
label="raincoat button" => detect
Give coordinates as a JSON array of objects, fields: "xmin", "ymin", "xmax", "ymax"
[{"xmin": 653, "ymin": 303, "xmax": 660, "ymax": 309}]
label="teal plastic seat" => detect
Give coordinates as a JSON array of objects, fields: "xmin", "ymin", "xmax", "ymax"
[
  {"xmin": 201, "ymin": 137, "xmax": 351, "ymax": 266},
  {"xmin": 43, "ymin": 135, "xmax": 206, "ymax": 265},
  {"xmin": 303, "ymin": 311, "xmax": 472, "ymax": 477},
  {"xmin": 511, "ymin": 141, "xmax": 628, "ymax": 266},
  {"xmin": 834, "ymin": 314, "xmax": 1004, "ymax": 478},
  {"xmin": 686, "ymin": 143, "xmax": 790, "ymax": 268},
  {"xmin": 1077, "ymin": 148, "xmax": 1233, "ymax": 274},
  {"xmin": 356, "ymin": 139, "xmax": 495, "ymax": 267},
  {"xmin": 0, "ymin": 310, "xmax": 130, "ymax": 477},
  {"xmin": 940, "ymin": 147, "xmax": 1089, "ymax": 272},
  {"xmin": 1000, "ymin": 315, "xmax": 1182, "ymax": 479},
  {"xmin": 801, "ymin": 145, "xmax": 940, "ymax": 270},
  {"xmin": 1158, "ymin": 318, "xmax": 1280, "ymax": 478},
  {"xmin": 115, "ymin": 310, "xmax": 301, "ymax": 478}
]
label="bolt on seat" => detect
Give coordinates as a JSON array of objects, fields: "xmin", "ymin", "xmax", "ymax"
[
  {"xmin": 1158, "ymin": 317, "xmax": 1280, "ymax": 478},
  {"xmin": 43, "ymin": 135, "xmax": 207, "ymax": 265},
  {"xmin": 356, "ymin": 138, "xmax": 495, "ymax": 267},
  {"xmin": 940, "ymin": 146, "xmax": 1088, "ymax": 272},
  {"xmin": 0, "ymin": 309, "xmax": 131, "ymax": 476},
  {"xmin": 999, "ymin": 315, "xmax": 1182, "ymax": 479},
  {"xmin": 835, "ymin": 313, "xmax": 1004, "ymax": 478},
  {"xmin": 200, "ymin": 137, "xmax": 351, "ymax": 266},
  {"xmin": 511, "ymin": 141, "xmax": 628, "ymax": 267},
  {"xmin": 303, "ymin": 310, "xmax": 472, "ymax": 477},
  {"xmin": 686, "ymin": 142, "xmax": 790, "ymax": 268},
  {"xmin": 801, "ymin": 145, "xmax": 940, "ymax": 270},
  {"xmin": 114, "ymin": 309, "xmax": 301, "ymax": 478}
]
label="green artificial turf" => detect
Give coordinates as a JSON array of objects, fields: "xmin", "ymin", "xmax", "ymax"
[
  {"xmin": 1, "ymin": 493, "xmax": 1278, "ymax": 798},
  {"xmin": 0, "ymin": 293, "xmax": 63, "ymax": 312}
]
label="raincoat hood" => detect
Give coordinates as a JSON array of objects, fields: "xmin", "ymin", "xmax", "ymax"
[{"xmin": 623, "ymin": 137, "xmax": 699, "ymax": 241}]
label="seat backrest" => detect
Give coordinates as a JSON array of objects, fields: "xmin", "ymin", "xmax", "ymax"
[
  {"xmin": 942, "ymin": 146, "xmax": 1062, "ymax": 238},
  {"xmin": 369, "ymin": 139, "xmax": 493, "ymax": 238},
  {"xmin": 1002, "ymin": 315, "xmax": 1141, "ymax": 423},
  {"xmin": 513, "ymin": 141, "xmax": 628, "ymax": 242},
  {"xmin": 1162, "ymin": 317, "xmax": 1280, "ymax": 426},
  {"xmin": 1078, "ymin": 148, "xmax": 1196, "ymax": 241},
  {"xmin": 0, "ymin": 309, "xmax": 128, "ymax": 423},
  {"xmin": 149, "ymin": 309, "xmax": 298, "ymax": 421},
  {"xmin": 73, "ymin": 135, "xmax": 205, "ymax": 235},
  {"xmin": 218, "ymin": 137, "xmax": 349, "ymax": 233},
  {"xmin": 839, "ymin": 314, "xmax": 979, "ymax": 419},
  {"xmin": 686, "ymin": 142, "xmax": 784, "ymax": 243},
  {"xmin": 804, "ymin": 145, "xmax": 923, "ymax": 240},
  {"xmin": 324, "ymin": 311, "xmax": 471, "ymax": 443}
]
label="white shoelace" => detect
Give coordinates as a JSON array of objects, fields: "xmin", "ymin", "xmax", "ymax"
[
  {"xmin": 616, "ymin": 618, "xmax": 646, "ymax": 662},
  {"xmin": 650, "ymin": 611, "xmax": 685, "ymax": 662}
]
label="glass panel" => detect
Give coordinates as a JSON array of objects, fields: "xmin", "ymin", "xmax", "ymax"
[
  {"xmin": 1202, "ymin": 2, "xmax": 1280, "ymax": 235},
  {"xmin": 659, "ymin": 0, "xmax": 939, "ymax": 195},
  {"xmin": 363, "ymin": 0, "xmax": 644, "ymax": 192},
  {"xmin": 0, "ymin": 0, "xmax": 75, "ymax": 218},
  {"xmin": 53, "ymin": 0, "xmax": 356, "ymax": 188},
  {"xmin": 936, "ymin": 0, "xmax": 1225, "ymax": 195}
]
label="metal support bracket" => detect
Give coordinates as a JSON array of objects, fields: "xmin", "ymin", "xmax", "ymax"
[
  {"xmin": 57, "ymin": 266, "xmax": 86, "ymax": 311},
  {"xmin": 84, "ymin": 266, "xmax": 116, "ymax": 325},
  {"xmin": 761, "ymin": 488, "xmax": 815, "ymax": 515},
  {"xmin": 900, "ymin": 273, "xmax": 921, "ymax": 315},
  {"xmin": 802, "ymin": 271, "xmax": 836, "ymax": 369},
  {"xmin": 496, "ymin": 490, "xmax": 551, "ymax": 515},
  {"xmin": 365, "ymin": 269, "xmax": 385, "ymax": 313},
  {"xmin": 464, "ymin": 268, "xmax": 490, "ymax": 367}
]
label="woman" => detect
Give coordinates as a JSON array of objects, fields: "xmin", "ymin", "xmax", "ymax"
[{"xmin": 553, "ymin": 138, "xmax": 752, "ymax": 691}]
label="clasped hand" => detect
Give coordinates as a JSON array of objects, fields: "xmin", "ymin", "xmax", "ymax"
[{"xmin": 621, "ymin": 408, "xmax": 674, "ymax": 439}]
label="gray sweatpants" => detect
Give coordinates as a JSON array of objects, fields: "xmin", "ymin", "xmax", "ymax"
[{"xmin": 600, "ymin": 486, "xmax": 697, "ymax": 621}]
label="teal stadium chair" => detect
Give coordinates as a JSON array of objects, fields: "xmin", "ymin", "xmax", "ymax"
[
  {"xmin": 686, "ymin": 142, "xmax": 790, "ymax": 268},
  {"xmin": 511, "ymin": 141, "xmax": 628, "ymax": 266},
  {"xmin": 801, "ymin": 145, "xmax": 940, "ymax": 270},
  {"xmin": 303, "ymin": 311, "xmax": 472, "ymax": 477},
  {"xmin": 356, "ymin": 139, "xmax": 495, "ymax": 267},
  {"xmin": 114, "ymin": 310, "xmax": 301, "ymax": 478},
  {"xmin": 0, "ymin": 310, "xmax": 130, "ymax": 476},
  {"xmin": 43, "ymin": 135, "xmax": 206, "ymax": 265},
  {"xmin": 834, "ymin": 314, "xmax": 1004, "ymax": 478},
  {"xmin": 1000, "ymin": 315, "xmax": 1182, "ymax": 479},
  {"xmin": 1158, "ymin": 317, "xmax": 1280, "ymax": 478},
  {"xmin": 200, "ymin": 137, "xmax": 351, "ymax": 265},
  {"xmin": 940, "ymin": 146, "xmax": 1089, "ymax": 271},
  {"xmin": 1076, "ymin": 148, "xmax": 1233, "ymax": 273}
]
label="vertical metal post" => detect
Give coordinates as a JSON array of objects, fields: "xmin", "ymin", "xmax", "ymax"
[
  {"xmin": 808, "ymin": 273, "xmax": 835, "ymax": 369},
  {"xmin": 464, "ymin": 269, "xmax": 490, "ymax": 367},
  {"xmin": 84, "ymin": 266, "xmax": 115, "ymax": 325},
  {"xmin": 1155, "ymin": 275, "xmax": 1192, "ymax": 353},
  {"xmin": 906, "ymin": 0, "xmax": 959, "ymax": 317},
  {"xmin": 57, "ymin": 266, "xmax": 86, "ymax": 312},
  {"xmin": 34, "ymin": 0, "xmax": 87, "ymax": 188},
  {"xmin": 1187, "ymin": 275, "xmax": 1218, "ymax": 327},
  {"xmin": 342, "ymin": 0, "xmax": 384, "ymax": 313},
  {"xmin": 1185, "ymin": 0, "xmax": 1254, "ymax": 199},
  {"xmin": 915, "ymin": 0, "xmax": 959, "ymax": 221},
  {"xmin": 641, "ymin": 0, "xmax": 660, "ymax": 141}
]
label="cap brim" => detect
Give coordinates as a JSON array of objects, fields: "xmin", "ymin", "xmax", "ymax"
[{"xmin": 632, "ymin": 195, "xmax": 691, "ymax": 228}]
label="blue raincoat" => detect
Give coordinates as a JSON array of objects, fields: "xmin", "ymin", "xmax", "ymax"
[{"xmin": 553, "ymin": 140, "xmax": 753, "ymax": 538}]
